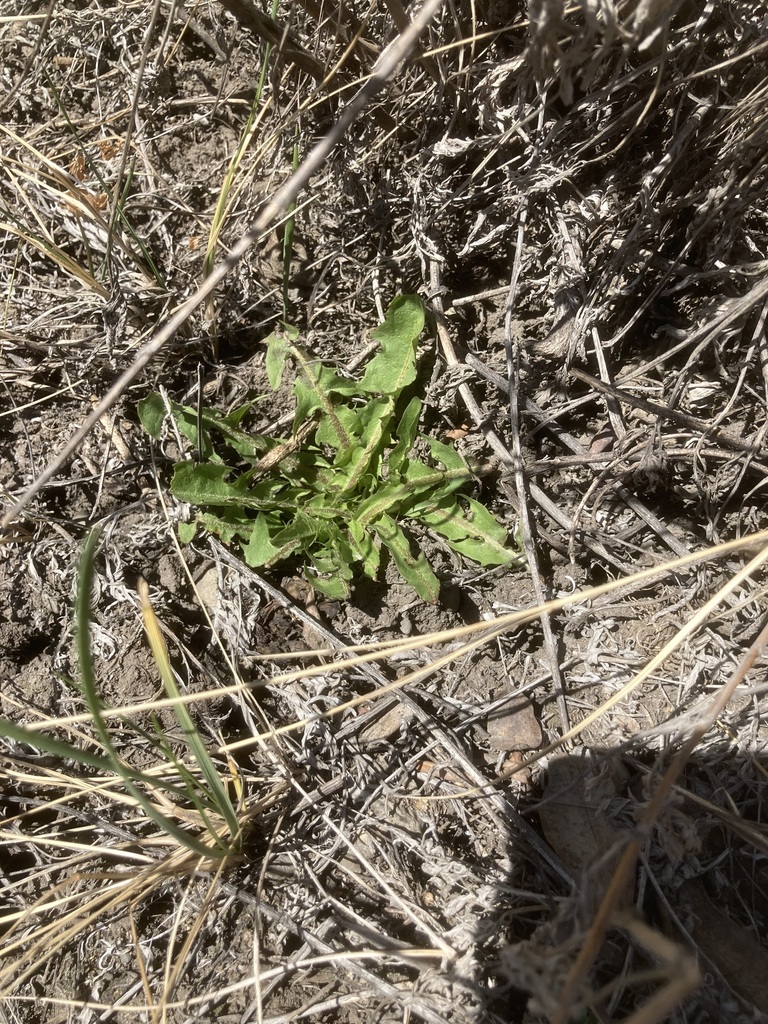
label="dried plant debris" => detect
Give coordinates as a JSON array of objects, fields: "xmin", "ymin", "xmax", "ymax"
[{"xmin": 2, "ymin": 0, "xmax": 768, "ymax": 1021}]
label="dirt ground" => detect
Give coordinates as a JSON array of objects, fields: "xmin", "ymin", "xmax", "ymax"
[{"xmin": 2, "ymin": 1, "xmax": 768, "ymax": 1022}]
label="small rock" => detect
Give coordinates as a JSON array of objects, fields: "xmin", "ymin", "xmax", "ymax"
[
  {"xmin": 358, "ymin": 703, "xmax": 406, "ymax": 744},
  {"xmin": 486, "ymin": 695, "xmax": 542, "ymax": 751},
  {"xmin": 195, "ymin": 567, "xmax": 219, "ymax": 611},
  {"xmin": 538, "ymin": 754, "xmax": 633, "ymax": 913}
]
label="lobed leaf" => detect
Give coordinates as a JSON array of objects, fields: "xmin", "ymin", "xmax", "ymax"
[
  {"xmin": 198, "ymin": 511, "xmax": 250, "ymax": 545},
  {"xmin": 264, "ymin": 512, "xmax": 321, "ymax": 567},
  {"xmin": 420, "ymin": 496, "xmax": 517, "ymax": 567},
  {"xmin": 242, "ymin": 515, "xmax": 284, "ymax": 567},
  {"xmin": 334, "ymin": 397, "xmax": 395, "ymax": 491},
  {"xmin": 171, "ymin": 462, "xmax": 250, "ymax": 507},
  {"xmin": 178, "ymin": 521, "xmax": 197, "ymax": 544},
  {"xmin": 144, "ymin": 392, "xmax": 268, "ymax": 463},
  {"xmin": 316, "ymin": 403, "xmax": 361, "ymax": 451},
  {"xmin": 357, "ymin": 295, "xmax": 424, "ymax": 396},
  {"xmin": 348, "ymin": 520, "xmax": 380, "ymax": 579},
  {"xmin": 371, "ymin": 513, "xmax": 440, "ymax": 603},
  {"xmin": 264, "ymin": 324, "xmax": 299, "ymax": 390},
  {"xmin": 307, "ymin": 568, "xmax": 351, "ymax": 600},
  {"xmin": 388, "ymin": 396, "xmax": 421, "ymax": 477}
]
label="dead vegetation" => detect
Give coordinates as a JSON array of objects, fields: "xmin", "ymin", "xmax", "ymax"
[{"xmin": 2, "ymin": 0, "xmax": 768, "ymax": 1021}]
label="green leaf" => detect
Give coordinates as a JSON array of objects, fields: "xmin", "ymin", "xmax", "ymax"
[
  {"xmin": 306, "ymin": 530, "xmax": 354, "ymax": 598},
  {"xmin": 348, "ymin": 520, "xmax": 380, "ymax": 578},
  {"xmin": 421, "ymin": 496, "xmax": 521, "ymax": 567},
  {"xmin": 198, "ymin": 407, "xmax": 268, "ymax": 461},
  {"xmin": 357, "ymin": 458, "xmax": 475, "ymax": 524},
  {"xmin": 316, "ymin": 404, "xmax": 361, "ymax": 451},
  {"xmin": 306, "ymin": 569, "xmax": 350, "ymax": 600},
  {"xmin": 242, "ymin": 515, "xmax": 284, "ymax": 567},
  {"xmin": 372, "ymin": 514, "xmax": 440, "ymax": 602},
  {"xmin": 178, "ymin": 521, "xmax": 196, "ymax": 544},
  {"xmin": 356, "ymin": 479, "xmax": 411, "ymax": 524},
  {"xmin": 265, "ymin": 324, "xmax": 299, "ymax": 390},
  {"xmin": 388, "ymin": 397, "xmax": 421, "ymax": 476},
  {"xmin": 334, "ymin": 397, "xmax": 395, "ymax": 491},
  {"xmin": 302, "ymin": 492, "xmax": 349, "ymax": 521},
  {"xmin": 426, "ymin": 437, "xmax": 473, "ymax": 475},
  {"xmin": 308, "ymin": 547, "xmax": 343, "ymax": 575},
  {"xmin": 402, "ymin": 446, "xmax": 476, "ymax": 513},
  {"xmin": 358, "ymin": 295, "xmax": 424, "ymax": 395},
  {"xmin": 167, "ymin": 400, "xmax": 268, "ymax": 463},
  {"xmin": 171, "ymin": 463, "xmax": 298, "ymax": 515},
  {"xmin": 171, "ymin": 462, "xmax": 250, "ymax": 506},
  {"xmin": 198, "ymin": 511, "xmax": 250, "ymax": 545},
  {"xmin": 138, "ymin": 393, "xmax": 166, "ymax": 439},
  {"xmin": 265, "ymin": 512, "xmax": 321, "ymax": 566},
  {"xmin": 293, "ymin": 367, "xmax": 351, "ymax": 448},
  {"xmin": 223, "ymin": 402, "xmax": 254, "ymax": 428}
]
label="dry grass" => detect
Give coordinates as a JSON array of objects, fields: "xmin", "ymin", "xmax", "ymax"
[{"xmin": 2, "ymin": 1, "xmax": 768, "ymax": 1022}]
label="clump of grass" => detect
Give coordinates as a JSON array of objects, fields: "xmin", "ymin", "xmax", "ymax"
[
  {"xmin": 0, "ymin": 529, "xmax": 264, "ymax": 1000},
  {"xmin": 2, "ymin": 529, "xmax": 242, "ymax": 860}
]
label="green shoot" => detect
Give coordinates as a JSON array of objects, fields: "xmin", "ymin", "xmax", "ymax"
[
  {"xmin": 282, "ymin": 128, "xmax": 300, "ymax": 317},
  {"xmin": 138, "ymin": 576, "xmax": 242, "ymax": 845}
]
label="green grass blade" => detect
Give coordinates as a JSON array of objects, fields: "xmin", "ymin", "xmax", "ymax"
[
  {"xmin": 75, "ymin": 530, "xmax": 230, "ymax": 859},
  {"xmin": 282, "ymin": 130, "xmax": 300, "ymax": 317},
  {"xmin": 139, "ymin": 579, "xmax": 241, "ymax": 849}
]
